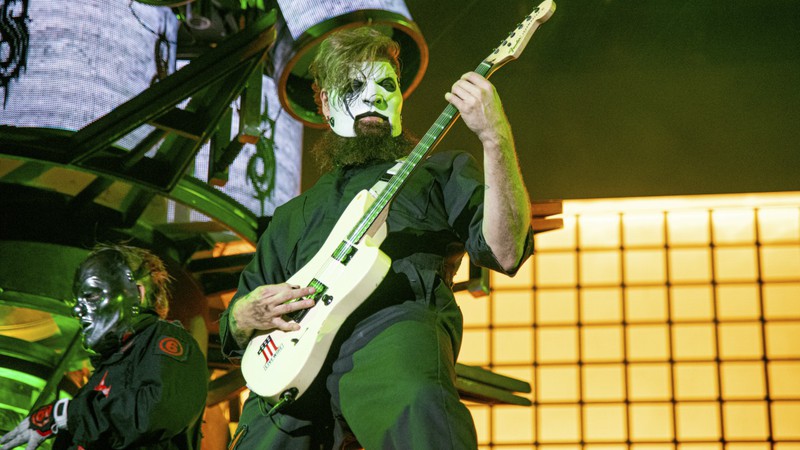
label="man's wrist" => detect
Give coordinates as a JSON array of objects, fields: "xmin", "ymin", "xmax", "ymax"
[{"xmin": 229, "ymin": 301, "xmax": 254, "ymax": 348}]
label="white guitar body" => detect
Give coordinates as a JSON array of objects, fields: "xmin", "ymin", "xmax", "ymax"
[{"xmin": 241, "ymin": 189, "xmax": 391, "ymax": 402}]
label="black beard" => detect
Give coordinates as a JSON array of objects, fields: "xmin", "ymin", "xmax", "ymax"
[{"xmin": 312, "ymin": 121, "xmax": 418, "ymax": 173}]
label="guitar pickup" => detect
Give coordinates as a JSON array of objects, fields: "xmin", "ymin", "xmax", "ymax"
[{"xmin": 285, "ymin": 279, "xmax": 329, "ymax": 323}]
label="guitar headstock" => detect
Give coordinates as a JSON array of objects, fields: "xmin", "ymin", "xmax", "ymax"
[{"xmin": 485, "ymin": 0, "xmax": 556, "ymax": 71}]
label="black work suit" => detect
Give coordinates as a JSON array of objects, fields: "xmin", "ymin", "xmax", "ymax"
[{"xmin": 54, "ymin": 314, "xmax": 208, "ymax": 450}]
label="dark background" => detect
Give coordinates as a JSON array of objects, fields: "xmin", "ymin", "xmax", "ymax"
[{"xmin": 301, "ymin": 0, "xmax": 800, "ymax": 202}]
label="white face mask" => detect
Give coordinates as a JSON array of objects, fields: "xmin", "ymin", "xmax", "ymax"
[{"xmin": 323, "ymin": 61, "xmax": 403, "ymax": 137}]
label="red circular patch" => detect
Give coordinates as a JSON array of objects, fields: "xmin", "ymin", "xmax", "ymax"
[
  {"xmin": 31, "ymin": 404, "xmax": 52, "ymax": 428},
  {"xmin": 158, "ymin": 337, "xmax": 184, "ymax": 357}
]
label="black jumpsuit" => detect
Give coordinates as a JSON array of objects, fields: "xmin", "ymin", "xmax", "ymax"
[{"xmin": 54, "ymin": 314, "xmax": 208, "ymax": 450}]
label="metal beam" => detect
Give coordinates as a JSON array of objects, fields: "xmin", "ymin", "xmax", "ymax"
[
  {"xmin": 0, "ymin": 290, "xmax": 73, "ymax": 317},
  {"xmin": 149, "ymin": 108, "xmax": 207, "ymax": 140},
  {"xmin": 206, "ymin": 369, "xmax": 246, "ymax": 406},
  {"xmin": 68, "ymin": 10, "xmax": 277, "ymax": 165},
  {"xmin": 29, "ymin": 330, "xmax": 83, "ymax": 411},
  {"xmin": 170, "ymin": 176, "xmax": 259, "ymax": 244},
  {"xmin": 157, "ymin": 55, "xmax": 266, "ymax": 191}
]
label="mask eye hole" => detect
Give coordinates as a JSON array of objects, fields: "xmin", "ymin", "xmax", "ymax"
[
  {"xmin": 345, "ymin": 80, "xmax": 365, "ymax": 100},
  {"xmin": 341, "ymin": 79, "xmax": 365, "ymax": 106},
  {"xmin": 380, "ymin": 78, "xmax": 397, "ymax": 92},
  {"xmin": 77, "ymin": 290, "xmax": 103, "ymax": 304}
]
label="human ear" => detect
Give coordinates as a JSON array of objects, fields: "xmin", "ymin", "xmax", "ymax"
[{"xmin": 320, "ymin": 90, "xmax": 331, "ymax": 119}]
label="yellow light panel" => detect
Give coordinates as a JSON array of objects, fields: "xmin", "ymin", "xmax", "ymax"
[{"xmin": 463, "ymin": 192, "xmax": 800, "ymax": 449}]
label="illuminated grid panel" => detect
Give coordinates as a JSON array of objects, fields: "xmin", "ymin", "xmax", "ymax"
[
  {"xmin": 0, "ymin": 0, "xmax": 177, "ymax": 148},
  {"xmin": 459, "ymin": 193, "xmax": 800, "ymax": 449},
  {"xmin": 276, "ymin": 0, "xmax": 414, "ymax": 40}
]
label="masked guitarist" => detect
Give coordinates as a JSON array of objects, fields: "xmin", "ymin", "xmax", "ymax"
[{"xmin": 220, "ymin": 26, "xmax": 534, "ymax": 450}]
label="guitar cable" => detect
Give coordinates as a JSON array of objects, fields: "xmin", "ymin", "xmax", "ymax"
[{"xmin": 266, "ymin": 388, "xmax": 299, "ymax": 417}]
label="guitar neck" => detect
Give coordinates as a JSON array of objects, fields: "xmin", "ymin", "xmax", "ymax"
[{"xmin": 342, "ymin": 60, "xmax": 495, "ymax": 248}]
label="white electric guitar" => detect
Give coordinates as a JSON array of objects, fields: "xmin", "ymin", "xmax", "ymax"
[{"xmin": 241, "ymin": 0, "xmax": 556, "ymax": 405}]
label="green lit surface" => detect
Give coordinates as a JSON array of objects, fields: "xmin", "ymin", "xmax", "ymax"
[{"xmin": 0, "ymin": 367, "xmax": 46, "ymax": 390}]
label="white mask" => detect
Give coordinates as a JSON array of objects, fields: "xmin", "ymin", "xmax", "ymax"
[{"xmin": 323, "ymin": 61, "xmax": 403, "ymax": 137}]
